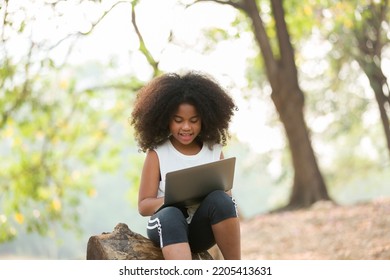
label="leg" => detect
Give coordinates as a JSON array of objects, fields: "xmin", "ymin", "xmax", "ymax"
[
  {"xmin": 162, "ymin": 242, "xmax": 192, "ymax": 260},
  {"xmin": 189, "ymin": 190, "xmax": 241, "ymax": 259},
  {"xmin": 212, "ymin": 217, "xmax": 241, "ymax": 260},
  {"xmin": 147, "ymin": 206, "xmax": 192, "ymax": 260}
]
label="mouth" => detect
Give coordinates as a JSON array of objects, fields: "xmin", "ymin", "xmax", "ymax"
[{"xmin": 179, "ymin": 132, "xmax": 193, "ymax": 141}]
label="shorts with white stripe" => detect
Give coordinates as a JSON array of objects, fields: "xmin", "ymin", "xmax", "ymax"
[{"xmin": 147, "ymin": 190, "xmax": 238, "ymax": 253}]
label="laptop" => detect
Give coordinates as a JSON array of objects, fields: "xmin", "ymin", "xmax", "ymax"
[{"xmin": 163, "ymin": 157, "xmax": 236, "ymax": 207}]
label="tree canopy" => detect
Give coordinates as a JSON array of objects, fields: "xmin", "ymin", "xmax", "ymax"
[{"xmin": 0, "ymin": 0, "xmax": 389, "ymax": 254}]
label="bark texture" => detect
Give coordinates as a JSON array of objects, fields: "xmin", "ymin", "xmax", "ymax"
[
  {"xmin": 243, "ymin": 0, "xmax": 330, "ymax": 209},
  {"xmin": 86, "ymin": 223, "xmax": 213, "ymax": 260}
]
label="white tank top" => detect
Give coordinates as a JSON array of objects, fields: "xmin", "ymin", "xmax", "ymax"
[{"xmin": 154, "ymin": 139, "xmax": 222, "ymax": 222}]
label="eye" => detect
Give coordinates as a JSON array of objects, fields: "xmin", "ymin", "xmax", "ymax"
[
  {"xmin": 190, "ymin": 117, "xmax": 199, "ymax": 123},
  {"xmin": 173, "ymin": 117, "xmax": 182, "ymax": 123}
]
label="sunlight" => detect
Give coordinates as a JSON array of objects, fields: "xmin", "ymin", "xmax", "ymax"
[
  {"xmin": 4, "ymin": 0, "xmax": 266, "ymax": 145},
  {"xmin": 230, "ymin": 90, "xmax": 285, "ymax": 154},
  {"xmin": 58, "ymin": 0, "xmax": 267, "ymax": 152},
  {"xmin": 3, "ymin": 0, "xmax": 390, "ymax": 262}
]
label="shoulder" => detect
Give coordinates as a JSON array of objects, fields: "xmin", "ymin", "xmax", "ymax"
[
  {"xmin": 144, "ymin": 149, "xmax": 159, "ymax": 166},
  {"xmin": 141, "ymin": 149, "xmax": 161, "ymax": 179},
  {"xmin": 146, "ymin": 149, "xmax": 158, "ymax": 158},
  {"xmin": 154, "ymin": 140, "xmax": 170, "ymax": 160},
  {"xmin": 154, "ymin": 140, "xmax": 170, "ymax": 152},
  {"xmin": 208, "ymin": 142, "xmax": 222, "ymax": 151},
  {"xmin": 204, "ymin": 142, "xmax": 222, "ymax": 159}
]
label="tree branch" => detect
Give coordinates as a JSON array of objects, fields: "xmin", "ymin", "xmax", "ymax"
[
  {"xmin": 131, "ymin": 1, "xmax": 160, "ymax": 77},
  {"xmin": 0, "ymin": 39, "xmax": 34, "ymax": 128},
  {"xmin": 192, "ymin": 0, "xmax": 246, "ymax": 11},
  {"xmin": 48, "ymin": 1, "xmax": 130, "ymax": 51},
  {"xmin": 271, "ymin": 0, "xmax": 297, "ymax": 77},
  {"xmin": 1, "ymin": 0, "xmax": 10, "ymax": 90},
  {"xmin": 242, "ymin": 0, "xmax": 278, "ymax": 78}
]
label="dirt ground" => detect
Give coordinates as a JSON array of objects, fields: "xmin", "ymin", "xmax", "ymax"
[{"xmin": 240, "ymin": 197, "xmax": 390, "ymax": 260}]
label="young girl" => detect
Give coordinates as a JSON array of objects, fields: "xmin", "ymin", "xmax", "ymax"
[{"xmin": 131, "ymin": 71, "xmax": 241, "ymax": 260}]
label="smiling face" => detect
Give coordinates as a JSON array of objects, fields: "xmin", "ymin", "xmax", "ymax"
[{"xmin": 169, "ymin": 103, "xmax": 202, "ymax": 153}]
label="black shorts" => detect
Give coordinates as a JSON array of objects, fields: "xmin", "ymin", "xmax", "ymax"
[{"xmin": 147, "ymin": 190, "xmax": 238, "ymax": 253}]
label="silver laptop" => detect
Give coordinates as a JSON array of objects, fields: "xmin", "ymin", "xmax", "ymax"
[{"xmin": 163, "ymin": 157, "xmax": 236, "ymax": 207}]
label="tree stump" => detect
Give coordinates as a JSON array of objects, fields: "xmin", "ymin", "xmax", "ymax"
[{"xmin": 86, "ymin": 223, "xmax": 213, "ymax": 260}]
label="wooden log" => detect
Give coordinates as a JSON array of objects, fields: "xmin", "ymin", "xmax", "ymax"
[{"xmin": 86, "ymin": 223, "xmax": 213, "ymax": 260}]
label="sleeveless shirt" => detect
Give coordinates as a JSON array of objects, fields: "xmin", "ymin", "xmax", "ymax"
[{"xmin": 154, "ymin": 139, "xmax": 222, "ymax": 223}]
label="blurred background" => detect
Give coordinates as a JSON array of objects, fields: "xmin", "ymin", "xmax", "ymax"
[{"xmin": 0, "ymin": 0, "xmax": 389, "ymax": 259}]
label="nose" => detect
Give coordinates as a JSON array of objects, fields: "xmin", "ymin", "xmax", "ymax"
[{"xmin": 182, "ymin": 121, "xmax": 191, "ymax": 130}]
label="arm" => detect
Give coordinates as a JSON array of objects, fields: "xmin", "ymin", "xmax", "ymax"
[{"xmin": 138, "ymin": 150, "xmax": 164, "ymax": 216}]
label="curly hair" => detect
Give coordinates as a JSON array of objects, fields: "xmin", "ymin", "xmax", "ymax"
[{"xmin": 131, "ymin": 71, "xmax": 237, "ymax": 152}]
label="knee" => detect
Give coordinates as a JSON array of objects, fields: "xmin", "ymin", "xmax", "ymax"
[
  {"xmin": 205, "ymin": 190, "xmax": 235, "ymax": 209},
  {"xmin": 203, "ymin": 190, "xmax": 238, "ymax": 223},
  {"xmin": 149, "ymin": 206, "xmax": 189, "ymax": 248},
  {"xmin": 154, "ymin": 206, "xmax": 187, "ymax": 228}
]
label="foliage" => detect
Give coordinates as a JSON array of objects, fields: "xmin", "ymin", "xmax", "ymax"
[
  {"xmin": 0, "ymin": 0, "xmax": 141, "ymax": 243},
  {"xmin": 193, "ymin": 0, "xmax": 389, "ymax": 199},
  {"xmin": 298, "ymin": 0, "xmax": 390, "ymax": 196},
  {"xmin": 1, "ymin": 0, "xmax": 389, "ymax": 250}
]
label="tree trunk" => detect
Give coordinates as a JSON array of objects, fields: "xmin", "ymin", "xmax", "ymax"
[
  {"xmin": 274, "ymin": 84, "xmax": 330, "ymax": 208},
  {"xmin": 86, "ymin": 223, "xmax": 213, "ymax": 260},
  {"xmin": 360, "ymin": 61, "xmax": 390, "ymax": 159},
  {"xmin": 354, "ymin": 1, "xmax": 390, "ymax": 160},
  {"xmin": 241, "ymin": 0, "xmax": 331, "ymax": 209}
]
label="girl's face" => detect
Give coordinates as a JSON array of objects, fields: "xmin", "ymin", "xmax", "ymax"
[{"xmin": 169, "ymin": 103, "xmax": 201, "ymax": 149}]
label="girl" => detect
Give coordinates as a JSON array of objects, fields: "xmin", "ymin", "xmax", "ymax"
[{"xmin": 131, "ymin": 71, "xmax": 240, "ymax": 260}]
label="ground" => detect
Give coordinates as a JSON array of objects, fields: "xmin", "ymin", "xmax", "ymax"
[{"xmin": 240, "ymin": 197, "xmax": 390, "ymax": 260}]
